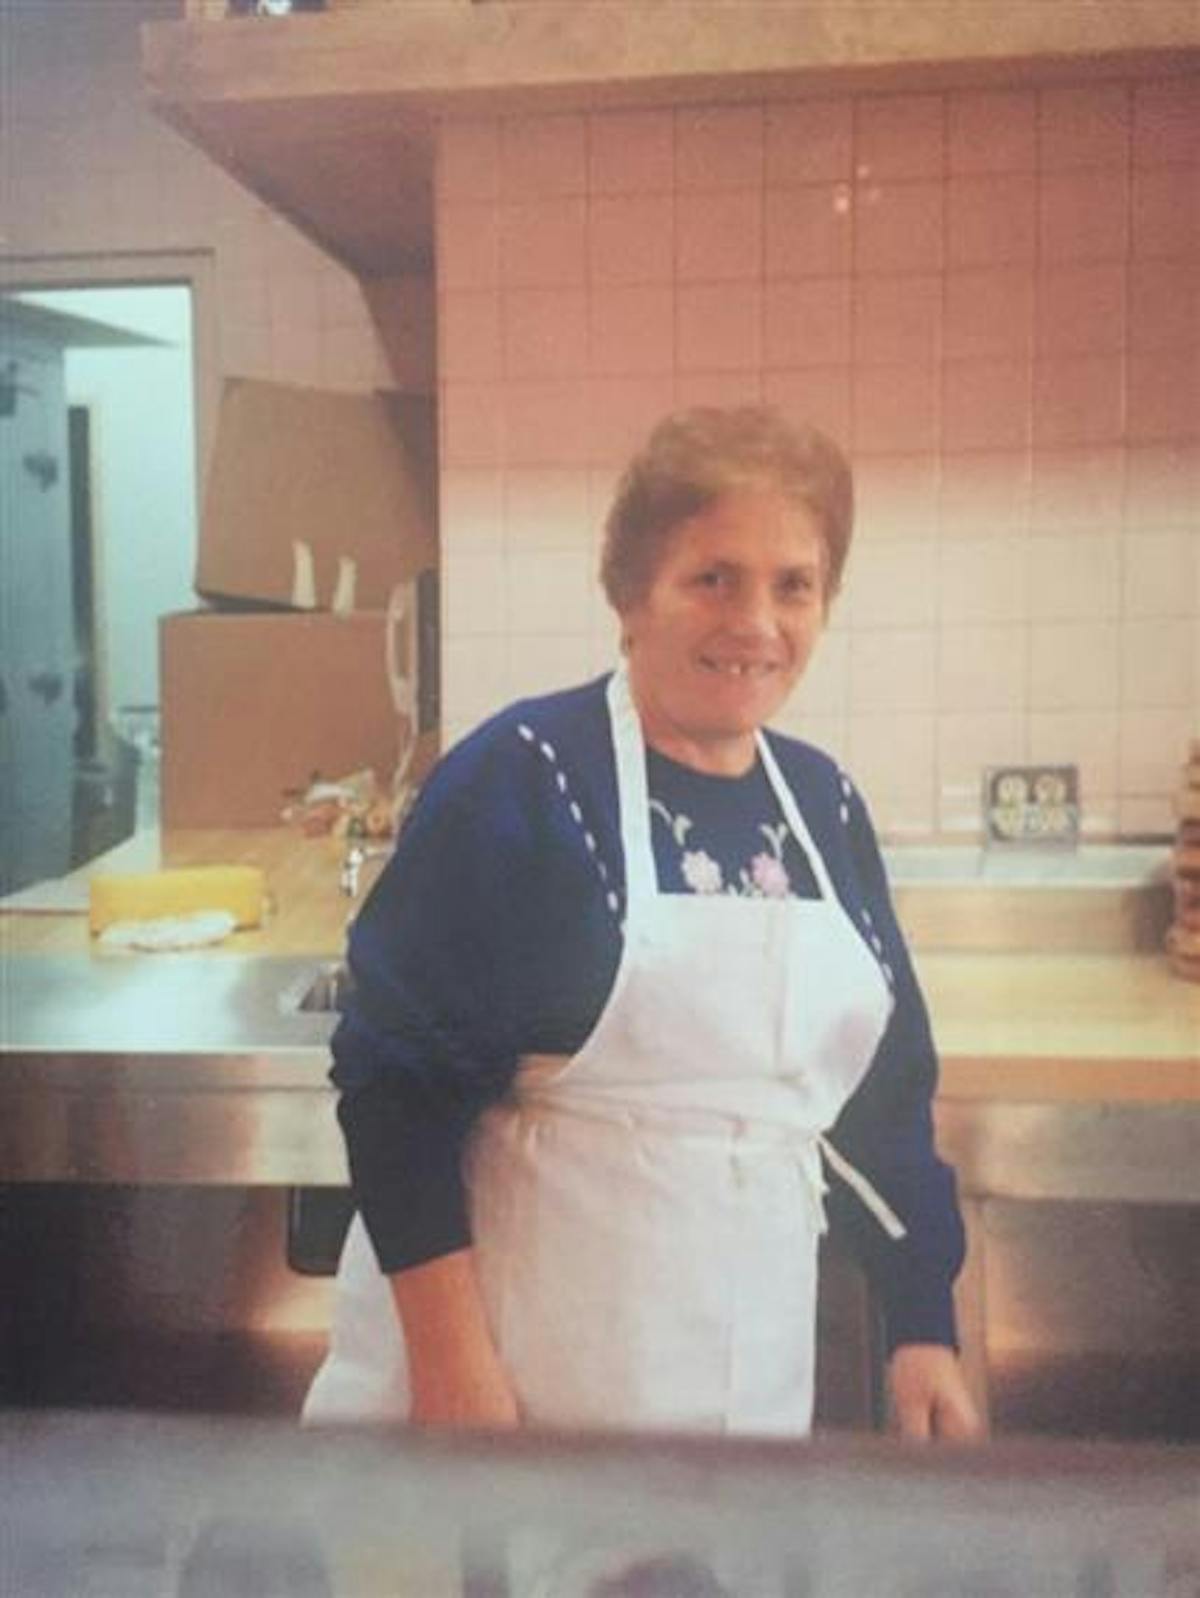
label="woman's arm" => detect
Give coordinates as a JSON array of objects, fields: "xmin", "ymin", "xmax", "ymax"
[
  {"xmin": 825, "ymin": 775, "xmax": 974, "ymax": 1401},
  {"xmin": 329, "ymin": 748, "xmax": 536, "ymax": 1423},
  {"xmin": 392, "ymin": 1251, "xmax": 519, "ymax": 1428},
  {"xmin": 330, "ymin": 703, "xmax": 621, "ymax": 1425}
]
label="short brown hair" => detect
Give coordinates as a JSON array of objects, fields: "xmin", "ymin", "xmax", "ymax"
[{"xmin": 600, "ymin": 405, "xmax": 854, "ymax": 613}]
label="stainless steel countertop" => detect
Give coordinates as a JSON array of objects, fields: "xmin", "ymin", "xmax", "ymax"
[
  {"xmin": 1, "ymin": 954, "xmax": 344, "ymax": 1183},
  {"xmin": 3, "ymin": 951, "xmax": 1198, "ymax": 1197},
  {"xmin": 2, "ymin": 953, "xmax": 335, "ymax": 1060}
]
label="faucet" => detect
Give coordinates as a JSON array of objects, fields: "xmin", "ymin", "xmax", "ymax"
[
  {"xmin": 339, "ymin": 840, "xmax": 391, "ymax": 898},
  {"xmin": 339, "ymin": 844, "xmax": 366, "ymax": 898}
]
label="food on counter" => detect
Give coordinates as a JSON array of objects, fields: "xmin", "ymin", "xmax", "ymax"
[
  {"xmin": 88, "ymin": 866, "xmax": 266, "ymax": 935},
  {"xmin": 281, "ymin": 769, "xmax": 400, "ymax": 841}
]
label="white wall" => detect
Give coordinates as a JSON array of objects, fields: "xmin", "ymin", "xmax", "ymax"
[{"xmin": 435, "ymin": 87, "xmax": 1200, "ymax": 839}]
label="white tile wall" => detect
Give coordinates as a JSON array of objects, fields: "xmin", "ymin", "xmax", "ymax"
[
  {"xmin": 850, "ymin": 630, "xmax": 937, "ymax": 713},
  {"xmin": 848, "ymin": 713, "xmax": 937, "ymax": 835},
  {"xmin": 1028, "ymin": 534, "xmax": 1121, "ymax": 620},
  {"xmin": 1119, "ymin": 619, "xmax": 1196, "ymax": 707},
  {"xmin": 844, "ymin": 540, "xmax": 940, "ymax": 629},
  {"xmin": 1028, "ymin": 710, "xmax": 1120, "ymax": 795},
  {"xmin": 937, "ymin": 540, "xmax": 1029, "ymax": 623},
  {"xmin": 506, "ymin": 550, "xmax": 594, "ymax": 636},
  {"xmin": 939, "ymin": 626, "xmax": 1029, "ymax": 713},
  {"xmin": 434, "ymin": 76, "xmax": 1197, "ymax": 838},
  {"xmin": 1029, "ymin": 621, "xmax": 1122, "ymax": 711},
  {"xmin": 790, "ymin": 628, "xmax": 850, "ymax": 717},
  {"xmin": 937, "ymin": 710, "xmax": 1028, "ymax": 834},
  {"xmin": 1119, "ymin": 707, "xmax": 1197, "ymax": 793}
]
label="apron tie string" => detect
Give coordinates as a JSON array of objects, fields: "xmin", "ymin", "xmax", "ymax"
[
  {"xmin": 794, "ymin": 1141, "xmax": 831, "ymax": 1236},
  {"xmin": 514, "ymin": 1075, "xmax": 908, "ymax": 1243},
  {"xmin": 816, "ymin": 1134, "xmax": 908, "ymax": 1241}
]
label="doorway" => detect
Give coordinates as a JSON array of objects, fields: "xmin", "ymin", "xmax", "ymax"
[{"xmin": 0, "ymin": 275, "xmax": 202, "ymax": 891}]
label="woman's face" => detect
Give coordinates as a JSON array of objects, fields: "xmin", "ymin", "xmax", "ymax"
[{"xmin": 620, "ymin": 485, "xmax": 828, "ymax": 775}]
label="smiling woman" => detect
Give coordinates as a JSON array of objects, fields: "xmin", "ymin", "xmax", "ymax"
[{"xmin": 304, "ymin": 405, "xmax": 979, "ymax": 1463}]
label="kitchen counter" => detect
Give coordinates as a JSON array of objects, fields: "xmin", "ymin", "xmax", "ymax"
[
  {"xmin": 3, "ymin": 945, "xmax": 1197, "ymax": 1081},
  {"xmin": 0, "ymin": 829, "xmax": 361, "ymax": 1184},
  {"xmin": 0, "ymin": 827, "xmax": 375, "ymax": 958},
  {"xmin": 2, "ymin": 828, "xmax": 1197, "ymax": 1192},
  {"xmin": 4, "ymin": 830, "xmax": 1197, "ymax": 1432},
  {"xmin": 922, "ymin": 953, "xmax": 1199, "ymax": 1087},
  {"xmin": 2, "ymin": 947, "xmax": 1197, "ymax": 1194}
]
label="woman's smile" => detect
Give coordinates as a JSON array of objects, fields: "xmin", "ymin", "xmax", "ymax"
[
  {"xmin": 699, "ymin": 657, "xmax": 781, "ymax": 675},
  {"xmin": 694, "ymin": 652, "xmax": 789, "ymax": 705}
]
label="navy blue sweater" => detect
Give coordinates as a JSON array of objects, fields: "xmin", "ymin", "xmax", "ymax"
[{"xmin": 333, "ymin": 675, "xmax": 965, "ymax": 1354}]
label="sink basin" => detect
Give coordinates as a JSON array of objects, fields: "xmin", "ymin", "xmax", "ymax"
[{"xmin": 280, "ymin": 962, "xmax": 355, "ymax": 1015}]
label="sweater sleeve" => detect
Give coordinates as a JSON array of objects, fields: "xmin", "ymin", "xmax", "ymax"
[
  {"xmin": 824, "ymin": 783, "xmax": 966, "ymax": 1354},
  {"xmin": 330, "ymin": 742, "xmax": 539, "ymax": 1274}
]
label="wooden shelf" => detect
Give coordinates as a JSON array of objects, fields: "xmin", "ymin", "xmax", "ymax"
[{"xmin": 142, "ymin": 4, "xmax": 1200, "ymax": 278}]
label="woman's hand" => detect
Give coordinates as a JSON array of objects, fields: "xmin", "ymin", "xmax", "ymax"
[
  {"xmin": 391, "ymin": 1250, "xmax": 521, "ymax": 1431},
  {"xmin": 408, "ymin": 1354, "xmax": 520, "ymax": 1430},
  {"xmin": 887, "ymin": 1344, "xmax": 984, "ymax": 1442}
]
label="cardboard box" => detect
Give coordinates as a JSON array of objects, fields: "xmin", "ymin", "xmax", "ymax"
[
  {"xmin": 160, "ymin": 597, "xmax": 438, "ymax": 828},
  {"xmin": 196, "ymin": 379, "xmax": 437, "ymax": 611}
]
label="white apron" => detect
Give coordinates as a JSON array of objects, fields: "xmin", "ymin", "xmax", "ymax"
[{"xmin": 303, "ymin": 669, "xmax": 896, "ymax": 1436}]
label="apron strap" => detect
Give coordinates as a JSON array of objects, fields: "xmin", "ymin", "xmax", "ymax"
[
  {"xmin": 606, "ymin": 667, "xmax": 658, "ymax": 917},
  {"xmin": 755, "ymin": 730, "xmax": 838, "ymax": 903},
  {"xmin": 609, "ymin": 667, "xmax": 843, "ymax": 909}
]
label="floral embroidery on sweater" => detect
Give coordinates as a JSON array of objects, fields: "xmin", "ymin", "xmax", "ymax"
[{"xmin": 650, "ymin": 801, "xmax": 795, "ymax": 899}]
